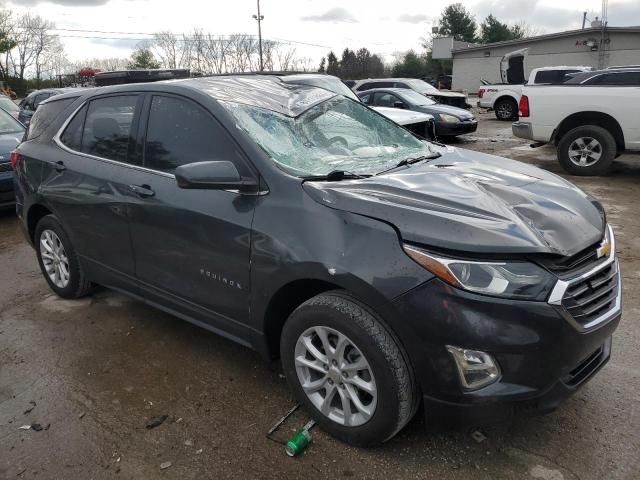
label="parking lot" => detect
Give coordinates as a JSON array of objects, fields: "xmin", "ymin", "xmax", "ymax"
[{"xmin": 1, "ymin": 110, "xmax": 639, "ymax": 480}]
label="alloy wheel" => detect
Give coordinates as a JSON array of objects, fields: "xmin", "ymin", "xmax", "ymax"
[
  {"xmin": 568, "ymin": 137, "xmax": 603, "ymax": 167},
  {"xmin": 294, "ymin": 326, "xmax": 377, "ymax": 427},
  {"xmin": 496, "ymin": 102, "xmax": 514, "ymax": 120},
  {"xmin": 40, "ymin": 229, "xmax": 70, "ymax": 289}
]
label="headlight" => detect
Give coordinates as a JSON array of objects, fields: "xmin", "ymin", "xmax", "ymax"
[
  {"xmin": 439, "ymin": 113, "xmax": 460, "ymax": 123},
  {"xmin": 403, "ymin": 245, "xmax": 556, "ymax": 300}
]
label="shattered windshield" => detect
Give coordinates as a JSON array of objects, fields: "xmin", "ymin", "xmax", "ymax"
[{"xmin": 222, "ymin": 97, "xmax": 434, "ymax": 177}]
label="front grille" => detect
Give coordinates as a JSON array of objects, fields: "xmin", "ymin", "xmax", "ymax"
[
  {"xmin": 561, "ymin": 259, "xmax": 619, "ymax": 328},
  {"xmin": 0, "ymin": 162, "xmax": 11, "ymax": 173}
]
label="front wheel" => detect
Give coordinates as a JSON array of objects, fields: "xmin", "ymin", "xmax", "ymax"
[
  {"xmin": 557, "ymin": 125, "xmax": 616, "ymax": 176},
  {"xmin": 280, "ymin": 291, "xmax": 418, "ymax": 447}
]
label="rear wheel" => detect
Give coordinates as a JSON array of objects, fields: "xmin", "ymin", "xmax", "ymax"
[
  {"xmin": 557, "ymin": 125, "xmax": 616, "ymax": 176},
  {"xmin": 494, "ymin": 97, "xmax": 518, "ymax": 121},
  {"xmin": 35, "ymin": 215, "xmax": 92, "ymax": 299},
  {"xmin": 280, "ymin": 291, "xmax": 418, "ymax": 447}
]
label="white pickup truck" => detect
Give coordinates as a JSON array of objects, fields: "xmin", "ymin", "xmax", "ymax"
[
  {"xmin": 477, "ymin": 48, "xmax": 591, "ymax": 120},
  {"xmin": 512, "ymin": 79, "xmax": 640, "ymax": 175}
]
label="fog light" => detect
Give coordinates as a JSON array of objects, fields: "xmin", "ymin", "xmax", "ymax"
[{"xmin": 446, "ymin": 346, "xmax": 500, "ymax": 390}]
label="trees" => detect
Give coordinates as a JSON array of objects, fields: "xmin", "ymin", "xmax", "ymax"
[
  {"xmin": 318, "ymin": 48, "xmax": 384, "ymax": 79},
  {"xmin": 480, "ymin": 14, "xmax": 526, "ymax": 43},
  {"xmin": 127, "ymin": 47, "xmax": 161, "ymax": 70},
  {"xmin": 326, "ymin": 51, "xmax": 339, "ymax": 76},
  {"xmin": 438, "ymin": 3, "xmax": 478, "ymax": 43},
  {"xmin": 392, "ymin": 50, "xmax": 425, "ymax": 78}
]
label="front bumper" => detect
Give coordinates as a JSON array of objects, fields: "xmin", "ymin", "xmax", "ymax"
[
  {"xmin": 391, "ymin": 270, "xmax": 621, "ymax": 428},
  {"xmin": 512, "ymin": 121, "xmax": 533, "ymax": 140},
  {"xmin": 436, "ymin": 119, "xmax": 478, "ymax": 136}
]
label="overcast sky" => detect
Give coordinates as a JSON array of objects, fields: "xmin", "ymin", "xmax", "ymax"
[{"xmin": 6, "ymin": 0, "xmax": 640, "ymax": 63}]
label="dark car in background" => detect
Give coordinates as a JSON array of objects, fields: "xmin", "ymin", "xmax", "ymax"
[
  {"xmin": 358, "ymin": 88, "xmax": 477, "ymax": 138},
  {"xmin": 0, "ymin": 109, "xmax": 26, "ymax": 209},
  {"xmin": 563, "ymin": 68, "xmax": 640, "ymax": 85},
  {"xmin": 351, "ymin": 78, "xmax": 470, "ymax": 109},
  {"xmin": 18, "ymin": 88, "xmax": 79, "ymax": 126},
  {"xmin": 13, "ymin": 76, "xmax": 620, "ymax": 447}
]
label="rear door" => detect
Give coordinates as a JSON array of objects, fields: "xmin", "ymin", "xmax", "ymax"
[
  {"xmin": 128, "ymin": 93, "xmax": 257, "ymax": 335},
  {"xmin": 42, "ymin": 93, "xmax": 143, "ymax": 286}
]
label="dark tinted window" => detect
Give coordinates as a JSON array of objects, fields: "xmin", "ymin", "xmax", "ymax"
[
  {"xmin": 395, "ymin": 82, "xmax": 408, "ymax": 88},
  {"xmin": 144, "ymin": 95, "xmax": 245, "ymax": 173},
  {"xmin": 28, "ymin": 97, "xmax": 78, "ymax": 140},
  {"xmin": 534, "ymin": 70, "xmax": 582, "ymax": 84},
  {"xmin": 33, "ymin": 93, "xmax": 52, "ymax": 109},
  {"xmin": 600, "ymin": 72, "xmax": 640, "ymax": 85},
  {"xmin": 373, "ymin": 92, "xmax": 401, "ymax": 107},
  {"xmin": 60, "ymin": 104, "xmax": 87, "ymax": 150},
  {"xmin": 359, "ymin": 93, "xmax": 372, "ymax": 104},
  {"xmin": 357, "ymin": 82, "xmax": 393, "ymax": 91},
  {"xmin": 81, "ymin": 95, "xmax": 138, "ymax": 163}
]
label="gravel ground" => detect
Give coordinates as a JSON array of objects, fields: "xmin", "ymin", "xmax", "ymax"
[{"xmin": 0, "ymin": 110, "xmax": 639, "ymax": 480}]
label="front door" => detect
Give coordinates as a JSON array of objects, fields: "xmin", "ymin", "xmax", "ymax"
[{"xmin": 128, "ymin": 94, "xmax": 257, "ymax": 334}]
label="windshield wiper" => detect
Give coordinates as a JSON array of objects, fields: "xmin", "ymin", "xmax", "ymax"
[
  {"xmin": 303, "ymin": 170, "xmax": 370, "ymax": 181},
  {"xmin": 376, "ymin": 152, "xmax": 442, "ymax": 176}
]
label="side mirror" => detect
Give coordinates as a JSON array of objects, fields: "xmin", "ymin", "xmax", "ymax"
[
  {"xmin": 175, "ymin": 161, "xmax": 259, "ymax": 193},
  {"xmin": 393, "ymin": 101, "xmax": 405, "ymax": 109}
]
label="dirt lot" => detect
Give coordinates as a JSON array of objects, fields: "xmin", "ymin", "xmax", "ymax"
[{"xmin": 1, "ymin": 110, "xmax": 639, "ymax": 480}]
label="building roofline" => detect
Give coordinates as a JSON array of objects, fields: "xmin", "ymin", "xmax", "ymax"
[{"xmin": 451, "ymin": 26, "xmax": 640, "ymax": 53}]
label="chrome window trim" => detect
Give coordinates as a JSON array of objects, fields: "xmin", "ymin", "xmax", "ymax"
[
  {"xmin": 53, "ymin": 99, "xmax": 268, "ymax": 194},
  {"xmin": 548, "ymin": 224, "xmax": 620, "ymax": 329},
  {"xmin": 53, "ymin": 100, "xmax": 176, "ymax": 179}
]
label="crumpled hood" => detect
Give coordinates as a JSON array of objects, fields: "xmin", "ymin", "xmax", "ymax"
[{"xmin": 303, "ymin": 148, "xmax": 604, "ymax": 256}]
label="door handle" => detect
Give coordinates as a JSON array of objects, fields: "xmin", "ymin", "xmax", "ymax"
[
  {"xmin": 53, "ymin": 161, "xmax": 65, "ymax": 172},
  {"xmin": 129, "ymin": 184, "xmax": 155, "ymax": 198}
]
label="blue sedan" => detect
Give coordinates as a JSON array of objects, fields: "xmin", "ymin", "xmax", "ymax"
[{"xmin": 0, "ymin": 109, "xmax": 25, "ymax": 210}]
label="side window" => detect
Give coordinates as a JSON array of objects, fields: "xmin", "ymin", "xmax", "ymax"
[
  {"xmin": 60, "ymin": 104, "xmax": 87, "ymax": 151},
  {"xmin": 81, "ymin": 95, "xmax": 138, "ymax": 163},
  {"xmin": 33, "ymin": 93, "xmax": 50, "ymax": 109},
  {"xmin": 356, "ymin": 82, "xmax": 373, "ymax": 91},
  {"xmin": 395, "ymin": 82, "xmax": 408, "ymax": 88},
  {"xmin": 144, "ymin": 95, "xmax": 246, "ymax": 174},
  {"xmin": 359, "ymin": 93, "xmax": 372, "ymax": 104},
  {"xmin": 373, "ymin": 92, "xmax": 399, "ymax": 107},
  {"xmin": 601, "ymin": 72, "xmax": 640, "ymax": 85},
  {"xmin": 583, "ymin": 74, "xmax": 605, "ymax": 85},
  {"xmin": 28, "ymin": 97, "xmax": 78, "ymax": 140}
]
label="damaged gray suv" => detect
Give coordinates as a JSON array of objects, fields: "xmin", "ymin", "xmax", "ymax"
[{"xmin": 13, "ymin": 76, "xmax": 621, "ymax": 446}]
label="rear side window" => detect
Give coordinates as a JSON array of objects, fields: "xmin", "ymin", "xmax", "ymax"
[
  {"xmin": 534, "ymin": 70, "xmax": 579, "ymax": 84},
  {"xmin": 27, "ymin": 97, "xmax": 78, "ymax": 140},
  {"xmin": 600, "ymin": 72, "xmax": 640, "ymax": 85},
  {"xmin": 60, "ymin": 105, "xmax": 87, "ymax": 150},
  {"xmin": 81, "ymin": 95, "xmax": 138, "ymax": 163},
  {"xmin": 144, "ymin": 95, "xmax": 246, "ymax": 174}
]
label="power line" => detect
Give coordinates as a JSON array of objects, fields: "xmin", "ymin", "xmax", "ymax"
[{"xmin": 13, "ymin": 26, "xmax": 332, "ymax": 49}]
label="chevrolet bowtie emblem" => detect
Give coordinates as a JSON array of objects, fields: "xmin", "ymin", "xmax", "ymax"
[{"xmin": 596, "ymin": 238, "xmax": 611, "ymax": 259}]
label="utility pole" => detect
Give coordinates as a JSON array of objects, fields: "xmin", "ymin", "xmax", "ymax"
[{"xmin": 252, "ymin": 0, "xmax": 264, "ymax": 71}]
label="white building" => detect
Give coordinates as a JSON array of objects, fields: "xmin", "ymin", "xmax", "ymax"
[{"xmin": 433, "ymin": 26, "xmax": 640, "ymax": 93}]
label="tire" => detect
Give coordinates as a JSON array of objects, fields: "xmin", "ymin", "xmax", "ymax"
[
  {"xmin": 280, "ymin": 290, "xmax": 418, "ymax": 447},
  {"xmin": 34, "ymin": 214, "xmax": 92, "ymax": 299},
  {"xmin": 557, "ymin": 125, "xmax": 616, "ymax": 176},
  {"xmin": 494, "ymin": 97, "xmax": 518, "ymax": 121}
]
